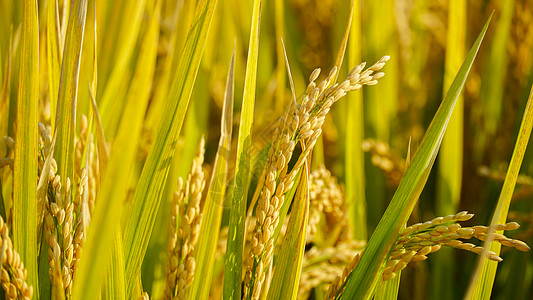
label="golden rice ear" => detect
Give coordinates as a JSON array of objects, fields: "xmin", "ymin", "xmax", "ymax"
[
  {"xmin": 0, "ymin": 216, "xmax": 33, "ymax": 299},
  {"xmin": 164, "ymin": 138, "xmax": 206, "ymax": 300},
  {"xmin": 245, "ymin": 56, "xmax": 390, "ymax": 298},
  {"xmin": 307, "ymin": 165, "xmax": 345, "ymax": 244}
]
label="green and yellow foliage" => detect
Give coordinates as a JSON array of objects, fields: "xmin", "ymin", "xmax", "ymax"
[{"xmin": 0, "ymin": 0, "xmax": 532, "ymax": 299}]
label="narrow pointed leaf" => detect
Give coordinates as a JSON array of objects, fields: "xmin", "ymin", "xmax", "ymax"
[
  {"xmin": 88, "ymin": 88, "xmax": 108, "ymax": 168},
  {"xmin": 339, "ymin": 15, "xmax": 492, "ymax": 300},
  {"xmin": 72, "ymin": 1, "xmax": 160, "ymax": 298},
  {"xmin": 46, "ymin": 0, "xmax": 61, "ymax": 131},
  {"xmin": 122, "ymin": 0, "xmax": 218, "ymax": 297},
  {"xmin": 465, "ymin": 83, "xmax": 533, "ymax": 300},
  {"xmin": 98, "ymin": 0, "xmax": 147, "ymax": 135},
  {"xmin": 331, "ymin": 0, "xmax": 356, "ymax": 82},
  {"xmin": 266, "ymin": 163, "xmax": 309, "ymax": 300},
  {"xmin": 223, "ymin": 0, "xmax": 262, "ymax": 299},
  {"xmin": 102, "ymin": 231, "xmax": 126, "ymax": 300},
  {"xmin": 189, "ymin": 47, "xmax": 235, "ymax": 300},
  {"xmin": 54, "ymin": 0, "xmax": 88, "ymax": 198}
]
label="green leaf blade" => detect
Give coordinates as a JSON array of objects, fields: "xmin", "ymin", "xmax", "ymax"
[
  {"xmin": 54, "ymin": 0, "xmax": 88, "ymax": 190},
  {"xmin": 223, "ymin": 1, "xmax": 262, "ymax": 299},
  {"xmin": 266, "ymin": 164, "xmax": 309, "ymax": 300},
  {"xmin": 466, "ymin": 83, "xmax": 533, "ymax": 300},
  {"xmin": 189, "ymin": 47, "xmax": 235, "ymax": 300},
  {"xmin": 122, "ymin": 0, "xmax": 219, "ymax": 297},
  {"xmin": 340, "ymin": 14, "xmax": 492, "ymax": 300},
  {"xmin": 102, "ymin": 232, "xmax": 126, "ymax": 300},
  {"xmin": 13, "ymin": 0, "xmax": 39, "ymax": 295},
  {"xmin": 46, "ymin": 0, "xmax": 61, "ymax": 131},
  {"xmin": 71, "ymin": 1, "xmax": 161, "ymax": 298}
]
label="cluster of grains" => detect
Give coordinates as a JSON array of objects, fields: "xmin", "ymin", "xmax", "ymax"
[
  {"xmin": 382, "ymin": 211, "xmax": 529, "ymax": 281},
  {"xmin": 71, "ymin": 116, "xmax": 94, "ymax": 276},
  {"xmin": 324, "ymin": 212, "xmax": 530, "ymax": 298},
  {"xmin": 71, "ymin": 167, "xmax": 89, "ymax": 279},
  {"xmin": 164, "ymin": 139, "xmax": 206, "ymax": 300},
  {"xmin": 298, "ymin": 240, "xmax": 365, "ymax": 299},
  {"xmin": 43, "ymin": 166, "xmax": 75, "ymax": 297},
  {"xmin": 308, "ymin": 165, "xmax": 344, "ymax": 240},
  {"xmin": 0, "ymin": 216, "xmax": 33, "ymax": 299},
  {"xmin": 74, "ymin": 116, "xmax": 88, "ymax": 181},
  {"xmin": 362, "ymin": 139, "xmax": 405, "ymax": 186},
  {"xmin": 389, "ymin": 211, "xmax": 528, "ymax": 276},
  {"xmin": 38, "ymin": 121, "xmax": 92, "ymax": 298},
  {"xmin": 244, "ymin": 56, "xmax": 390, "ymax": 299}
]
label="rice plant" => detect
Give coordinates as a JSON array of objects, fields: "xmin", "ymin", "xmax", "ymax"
[{"xmin": 0, "ymin": 0, "xmax": 532, "ymax": 299}]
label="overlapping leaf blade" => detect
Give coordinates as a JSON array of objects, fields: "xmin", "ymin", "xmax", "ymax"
[
  {"xmin": 339, "ymin": 15, "xmax": 492, "ymax": 300},
  {"xmin": 122, "ymin": 0, "xmax": 218, "ymax": 297},
  {"xmin": 189, "ymin": 47, "xmax": 235, "ymax": 300},
  {"xmin": 222, "ymin": 0, "xmax": 262, "ymax": 298},
  {"xmin": 465, "ymin": 84, "xmax": 533, "ymax": 299},
  {"xmin": 54, "ymin": 0, "xmax": 88, "ymax": 192},
  {"xmin": 71, "ymin": 1, "xmax": 160, "ymax": 298}
]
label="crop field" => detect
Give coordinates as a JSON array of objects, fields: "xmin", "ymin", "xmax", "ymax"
[{"xmin": 0, "ymin": 0, "xmax": 532, "ymax": 299}]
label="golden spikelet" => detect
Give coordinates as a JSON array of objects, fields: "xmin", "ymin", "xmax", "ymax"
[
  {"xmin": 308, "ymin": 165, "xmax": 344, "ymax": 241},
  {"xmin": 43, "ymin": 163, "xmax": 75, "ymax": 298},
  {"xmin": 164, "ymin": 138, "xmax": 206, "ymax": 300},
  {"xmin": 245, "ymin": 56, "xmax": 390, "ymax": 299},
  {"xmin": 74, "ymin": 115, "xmax": 88, "ymax": 182},
  {"xmin": 71, "ymin": 167, "xmax": 89, "ymax": 279},
  {"xmin": 0, "ymin": 216, "xmax": 33, "ymax": 300},
  {"xmin": 324, "ymin": 212, "xmax": 530, "ymax": 298}
]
